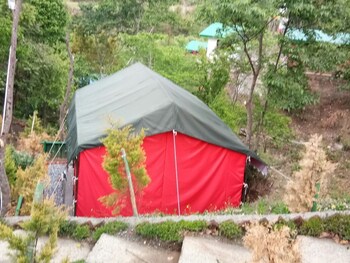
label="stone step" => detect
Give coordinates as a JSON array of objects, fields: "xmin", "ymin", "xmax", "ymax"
[
  {"xmin": 86, "ymin": 234, "xmax": 180, "ymax": 263},
  {"xmin": 178, "ymin": 235, "xmax": 350, "ymax": 263},
  {"xmin": 178, "ymin": 236, "xmax": 251, "ymax": 263},
  {"xmin": 298, "ymin": 236, "xmax": 350, "ymax": 263}
]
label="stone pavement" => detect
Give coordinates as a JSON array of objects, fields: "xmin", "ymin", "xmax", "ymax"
[
  {"xmin": 179, "ymin": 236, "xmax": 251, "ymax": 263},
  {"xmin": 86, "ymin": 234, "xmax": 180, "ymax": 263},
  {"xmin": 0, "ymin": 232, "xmax": 350, "ymax": 262}
]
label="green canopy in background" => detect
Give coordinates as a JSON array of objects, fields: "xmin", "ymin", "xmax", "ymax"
[{"xmin": 66, "ymin": 63, "xmax": 266, "ymax": 173}]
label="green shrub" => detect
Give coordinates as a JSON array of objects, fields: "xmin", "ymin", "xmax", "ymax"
[
  {"xmin": 12, "ymin": 150, "xmax": 34, "ymax": 169},
  {"xmin": 135, "ymin": 220, "xmax": 207, "ymax": 242},
  {"xmin": 219, "ymin": 221, "xmax": 243, "ymax": 239},
  {"xmin": 73, "ymin": 225, "xmax": 91, "ymax": 240},
  {"xmin": 273, "ymin": 218, "xmax": 297, "ymax": 232},
  {"xmin": 323, "ymin": 214, "xmax": 350, "ymax": 240},
  {"xmin": 271, "ymin": 202, "xmax": 290, "ymax": 214},
  {"xmin": 299, "ymin": 216, "xmax": 324, "ymax": 237},
  {"xmin": 240, "ymin": 203, "xmax": 255, "ymax": 215},
  {"xmin": 209, "ymin": 92, "xmax": 247, "ymax": 134},
  {"xmin": 257, "ymin": 199, "xmax": 269, "ymax": 215},
  {"xmin": 5, "ymin": 145, "xmax": 17, "ymax": 187},
  {"xmin": 59, "ymin": 221, "xmax": 78, "ymax": 237},
  {"xmin": 92, "ymin": 221, "xmax": 128, "ymax": 242}
]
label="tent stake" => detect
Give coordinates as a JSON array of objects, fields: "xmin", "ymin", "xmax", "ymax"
[{"xmin": 121, "ymin": 148, "xmax": 138, "ymax": 216}]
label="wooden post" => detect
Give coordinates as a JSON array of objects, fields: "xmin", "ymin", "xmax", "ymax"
[
  {"xmin": 0, "ymin": 0, "xmax": 23, "ymax": 216},
  {"xmin": 121, "ymin": 148, "xmax": 138, "ymax": 216}
]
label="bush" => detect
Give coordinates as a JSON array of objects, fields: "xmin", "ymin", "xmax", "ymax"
[
  {"xmin": 59, "ymin": 220, "xmax": 78, "ymax": 237},
  {"xmin": 209, "ymin": 92, "xmax": 247, "ymax": 134},
  {"xmin": 219, "ymin": 221, "xmax": 243, "ymax": 239},
  {"xmin": 135, "ymin": 220, "xmax": 207, "ymax": 242},
  {"xmin": 5, "ymin": 145, "xmax": 17, "ymax": 187},
  {"xmin": 299, "ymin": 216, "xmax": 324, "ymax": 237},
  {"xmin": 92, "ymin": 221, "xmax": 128, "ymax": 242},
  {"xmin": 271, "ymin": 202, "xmax": 290, "ymax": 214},
  {"xmin": 323, "ymin": 214, "xmax": 350, "ymax": 240},
  {"xmin": 73, "ymin": 225, "xmax": 91, "ymax": 240}
]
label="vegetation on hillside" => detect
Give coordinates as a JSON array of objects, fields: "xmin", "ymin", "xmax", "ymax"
[{"xmin": 0, "ymin": 0, "xmax": 349, "ymax": 217}]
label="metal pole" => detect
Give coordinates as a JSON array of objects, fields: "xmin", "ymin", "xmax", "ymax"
[
  {"xmin": 1, "ymin": 47, "xmax": 11, "ymax": 135},
  {"xmin": 173, "ymin": 130, "xmax": 181, "ymax": 215},
  {"xmin": 121, "ymin": 148, "xmax": 138, "ymax": 216}
]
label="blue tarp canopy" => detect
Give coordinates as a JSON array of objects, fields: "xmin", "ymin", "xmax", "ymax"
[
  {"xmin": 287, "ymin": 29, "xmax": 350, "ymax": 45},
  {"xmin": 199, "ymin": 22, "xmax": 235, "ymax": 38},
  {"xmin": 185, "ymin": 40, "xmax": 208, "ymax": 52}
]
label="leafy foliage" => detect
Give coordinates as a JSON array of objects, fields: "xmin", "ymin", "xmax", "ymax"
[
  {"xmin": 194, "ymin": 54, "xmax": 230, "ymax": 104},
  {"xmin": 100, "ymin": 122, "xmax": 150, "ymax": 214},
  {"xmin": 299, "ymin": 216, "xmax": 324, "ymax": 237},
  {"xmin": 209, "ymin": 91, "xmax": 247, "ymax": 134},
  {"xmin": 219, "ymin": 221, "xmax": 243, "ymax": 239},
  {"xmin": 135, "ymin": 220, "xmax": 207, "ymax": 242},
  {"xmin": 13, "ymin": 155, "xmax": 49, "ymax": 214},
  {"xmin": 0, "ymin": 198, "xmax": 67, "ymax": 262},
  {"xmin": 5, "ymin": 145, "xmax": 17, "ymax": 188}
]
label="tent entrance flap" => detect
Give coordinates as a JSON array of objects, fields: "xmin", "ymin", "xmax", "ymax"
[{"xmin": 173, "ymin": 130, "xmax": 181, "ymax": 215}]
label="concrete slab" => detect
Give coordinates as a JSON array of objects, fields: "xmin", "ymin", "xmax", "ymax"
[
  {"xmin": 0, "ymin": 240, "xmax": 12, "ymax": 263},
  {"xmin": 178, "ymin": 236, "xmax": 251, "ymax": 263},
  {"xmin": 86, "ymin": 234, "xmax": 180, "ymax": 263},
  {"xmin": 36, "ymin": 237, "xmax": 91, "ymax": 263},
  {"xmin": 298, "ymin": 236, "xmax": 350, "ymax": 263}
]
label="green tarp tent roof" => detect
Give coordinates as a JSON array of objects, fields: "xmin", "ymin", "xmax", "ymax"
[{"xmin": 67, "ymin": 63, "xmax": 265, "ymax": 171}]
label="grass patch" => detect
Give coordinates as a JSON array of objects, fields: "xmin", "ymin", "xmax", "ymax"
[
  {"xmin": 59, "ymin": 221, "xmax": 91, "ymax": 241},
  {"xmin": 135, "ymin": 220, "xmax": 207, "ymax": 242},
  {"xmin": 92, "ymin": 221, "xmax": 128, "ymax": 242},
  {"xmin": 219, "ymin": 221, "xmax": 243, "ymax": 239},
  {"xmin": 323, "ymin": 214, "xmax": 350, "ymax": 240},
  {"xmin": 299, "ymin": 216, "xmax": 324, "ymax": 237}
]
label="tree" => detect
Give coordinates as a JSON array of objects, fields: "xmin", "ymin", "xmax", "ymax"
[
  {"xmin": 199, "ymin": 0, "xmax": 350, "ymax": 149},
  {"xmin": 100, "ymin": 122, "xmax": 150, "ymax": 215}
]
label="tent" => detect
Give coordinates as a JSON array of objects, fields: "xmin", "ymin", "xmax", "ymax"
[{"xmin": 67, "ymin": 63, "xmax": 266, "ymax": 217}]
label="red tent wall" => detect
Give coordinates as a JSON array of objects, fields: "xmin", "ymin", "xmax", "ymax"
[{"xmin": 75, "ymin": 131, "xmax": 246, "ymax": 217}]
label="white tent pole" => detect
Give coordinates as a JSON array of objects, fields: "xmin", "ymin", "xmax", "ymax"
[
  {"xmin": 1, "ymin": 46, "xmax": 11, "ymax": 135},
  {"xmin": 173, "ymin": 129, "xmax": 181, "ymax": 216}
]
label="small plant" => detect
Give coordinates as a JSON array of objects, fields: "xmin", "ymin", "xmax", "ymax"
[
  {"xmin": 135, "ymin": 220, "xmax": 207, "ymax": 242},
  {"xmin": 59, "ymin": 220, "xmax": 79, "ymax": 237},
  {"xmin": 271, "ymin": 202, "xmax": 290, "ymax": 214},
  {"xmin": 240, "ymin": 203, "xmax": 255, "ymax": 214},
  {"xmin": 273, "ymin": 218, "xmax": 297, "ymax": 233},
  {"xmin": 73, "ymin": 225, "xmax": 91, "ymax": 240},
  {"xmin": 100, "ymin": 122, "xmax": 150, "ymax": 215},
  {"xmin": 0, "ymin": 198, "xmax": 67, "ymax": 262},
  {"xmin": 243, "ymin": 221, "xmax": 301, "ymax": 263},
  {"xmin": 5, "ymin": 145, "xmax": 17, "ymax": 188},
  {"xmin": 257, "ymin": 199, "xmax": 269, "ymax": 215},
  {"xmin": 92, "ymin": 221, "xmax": 128, "ymax": 242},
  {"xmin": 323, "ymin": 214, "xmax": 350, "ymax": 240},
  {"xmin": 299, "ymin": 216, "xmax": 324, "ymax": 237},
  {"xmin": 219, "ymin": 221, "xmax": 243, "ymax": 239},
  {"xmin": 13, "ymin": 154, "xmax": 49, "ymax": 215}
]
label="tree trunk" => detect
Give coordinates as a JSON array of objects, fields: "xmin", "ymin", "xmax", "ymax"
[
  {"xmin": 59, "ymin": 32, "xmax": 74, "ymax": 140},
  {"xmin": 0, "ymin": 0, "xmax": 23, "ymax": 216},
  {"xmin": 244, "ymin": 32, "xmax": 263, "ymax": 148},
  {"xmin": 3, "ymin": 0, "xmax": 22, "ymax": 135},
  {"xmin": 246, "ymin": 74, "xmax": 259, "ymax": 148}
]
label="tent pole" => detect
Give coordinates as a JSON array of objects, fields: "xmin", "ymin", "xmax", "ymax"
[{"xmin": 173, "ymin": 130, "xmax": 181, "ymax": 215}]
